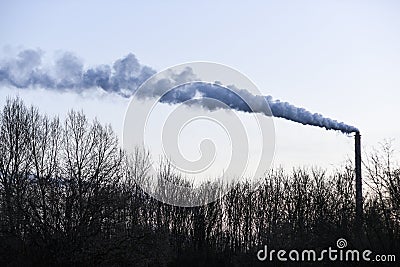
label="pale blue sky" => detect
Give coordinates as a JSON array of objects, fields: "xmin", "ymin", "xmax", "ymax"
[{"xmin": 1, "ymin": 0, "xmax": 399, "ymax": 171}]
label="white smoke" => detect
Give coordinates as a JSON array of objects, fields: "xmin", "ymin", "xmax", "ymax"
[{"xmin": 0, "ymin": 49, "xmax": 358, "ymax": 133}]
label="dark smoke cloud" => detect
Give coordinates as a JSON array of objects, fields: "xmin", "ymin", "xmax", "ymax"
[{"xmin": 0, "ymin": 49, "xmax": 358, "ymax": 133}]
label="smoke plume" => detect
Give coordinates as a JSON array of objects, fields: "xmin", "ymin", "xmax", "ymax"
[
  {"xmin": 0, "ymin": 49, "xmax": 358, "ymax": 133},
  {"xmin": 0, "ymin": 48, "xmax": 155, "ymax": 96},
  {"xmin": 158, "ymin": 82, "xmax": 358, "ymax": 133}
]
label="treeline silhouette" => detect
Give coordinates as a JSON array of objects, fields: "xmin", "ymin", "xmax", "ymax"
[{"xmin": 0, "ymin": 98, "xmax": 399, "ymax": 266}]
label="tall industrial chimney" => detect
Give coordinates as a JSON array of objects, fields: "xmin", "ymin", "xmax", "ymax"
[{"xmin": 355, "ymin": 132, "xmax": 363, "ymax": 224}]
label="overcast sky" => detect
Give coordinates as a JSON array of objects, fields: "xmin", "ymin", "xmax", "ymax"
[{"xmin": 1, "ymin": 0, "xmax": 399, "ymax": 173}]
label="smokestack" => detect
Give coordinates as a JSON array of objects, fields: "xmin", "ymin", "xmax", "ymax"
[{"xmin": 355, "ymin": 132, "xmax": 363, "ymax": 224}]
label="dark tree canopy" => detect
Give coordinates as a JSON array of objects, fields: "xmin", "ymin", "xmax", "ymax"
[{"xmin": 0, "ymin": 97, "xmax": 399, "ymax": 266}]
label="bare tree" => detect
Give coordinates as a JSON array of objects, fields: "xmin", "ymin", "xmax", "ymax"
[{"xmin": 0, "ymin": 97, "xmax": 399, "ymax": 265}]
